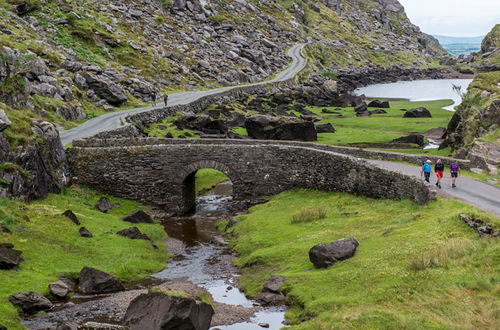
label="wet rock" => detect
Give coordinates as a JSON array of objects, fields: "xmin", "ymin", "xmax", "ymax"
[
  {"xmin": 245, "ymin": 115, "xmax": 317, "ymax": 141},
  {"xmin": 259, "ymin": 323, "xmax": 270, "ymax": 328},
  {"xmin": 0, "ymin": 244, "xmax": 23, "ymax": 269},
  {"xmin": 116, "ymin": 227, "xmax": 151, "ymax": 240},
  {"xmin": 8, "ymin": 291, "xmax": 53, "ymax": 314},
  {"xmin": 123, "ymin": 210, "xmax": 153, "ymax": 223},
  {"xmin": 123, "ymin": 292, "xmax": 214, "ymax": 330},
  {"xmin": 391, "ymin": 134, "xmax": 425, "ymax": 147},
  {"xmin": 315, "ymin": 123, "xmax": 336, "ymax": 133},
  {"xmin": 367, "ymin": 100, "xmax": 390, "ymax": 108},
  {"xmin": 79, "ymin": 227, "xmax": 93, "ymax": 238},
  {"xmin": 63, "ymin": 210, "xmax": 80, "ymax": 225},
  {"xmin": 403, "ymin": 107, "xmax": 432, "ymax": 118},
  {"xmin": 78, "ymin": 266, "xmax": 125, "ymax": 294},
  {"xmin": 95, "ymin": 197, "xmax": 113, "ymax": 213},
  {"xmin": 49, "ymin": 280, "xmax": 72, "ymax": 299},
  {"xmin": 79, "ymin": 322, "xmax": 126, "ymax": 329},
  {"xmin": 309, "ymin": 238, "xmax": 359, "ymax": 268},
  {"xmin": 0, "ymin": 109, "xmax": 11, "ymax": 132},
  {"xmin": 256, "ymin": 275, "xmax": 286, "ymax": 306}
]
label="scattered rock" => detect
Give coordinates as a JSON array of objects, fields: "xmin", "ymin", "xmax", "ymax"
[
  {"xmin": 459, "ymin": 214, "xmax": 499, "ymax": 237},
  {"xmin": 391, "ymin": 134, "xmax": 425, "ymax": 147},
  {"xmin": 63, "ymin": 210, "xmax": 80, "ymax": 225},
  {"xmin": 116, "ymin": 227, "xmax": 151, "ymax": 240},
  {"xmin": 49, "ymin": 280, "xmax": 72, "ymax": 299},
  {"xmin": 256, "ymin": 275, "xmax": 286, "ymax": 306},
  {"xmin": 315, "ymin": 123, "xmax": 336, "ymax": 133},
  {"xmin": 122, "ymin": 292, "xmax": 214, "ymax": 330},
  {"xmin": 0, "ymin": 244, "xmax": 23, "ymax": 269},
  {"xmin": 367, "ymin": 100, "xmax": 390, "ymax": 108},
  {"xmin": 368, "ymin": 109, "xmax": 387, "ymax": 114},
  {"xmin": 8, "ymin": 291, "xmax": 53, "ymax": 315},
  {"xmin": 403, "ymin": 107, "xmax": 432, "ymax": 118},
  {"xmin": 95, "ymin": 197, "xmax": 113, "ymax": 213},
  {"xmin": 245, "ymin": 115, "xmax": 317, "ymax": 141},
  {"xmin": 309, "ymin": 237, "xmax": 359, "ymax": 268},
  {"xmin": 78, "ymin": 267, "xmax": 125, "ymax": 294},
  {"xmin": 354, "ymin": 102, "xmax": 368, "ymax": 113},
  {"xmin": 79, "ymin": 227, "xmax": 93, "ymax": 238},
  {"xmin": 55, "ymin": 322, "xmax": 78, "ymax": 330},
  {"xmin": 123, "ymin": 210, "xmax": 154, "ymax": 223}
]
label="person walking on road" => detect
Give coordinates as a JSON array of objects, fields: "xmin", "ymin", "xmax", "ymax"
[
  {"xmin": 421, "ymin": 160, "xmax": 432, "ymax": 183},
  {"xmin": 151, "ymin": 92, "xmax": 157, "ymax": 107},
  {"xmin": 435, "ymin": 159, "xmax": 444, "ymax": 189},
  {"xmin": 163, "ymin": 93, "xmax": 169, "ymax": 107},
  {"xmin": 450, "ymin": 160, "xmax": 460, "ymax": 188}
]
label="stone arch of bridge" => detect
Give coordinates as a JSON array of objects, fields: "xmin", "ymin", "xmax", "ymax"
[{"xmin": 176, "ymin": 160, "xmax": 237, "ymax": 214}]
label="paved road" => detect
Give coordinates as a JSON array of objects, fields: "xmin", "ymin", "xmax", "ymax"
[
  {"xmin": 368, "ymin": 160, "xmax": 500, "ymax": 217},
  {"xmin": 60, "ymin": 43, "xmax": 307, "ymax": 145}
]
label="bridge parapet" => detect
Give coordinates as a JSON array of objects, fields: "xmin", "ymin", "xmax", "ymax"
[{"xmin": 68, "ymin": 139, "xmax": 435, "ymax": 213}]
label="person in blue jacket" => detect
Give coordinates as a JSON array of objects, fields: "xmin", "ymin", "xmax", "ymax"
[{"xmin": 421, "ymin": 160, "xmax": 432, "ymax": 183}]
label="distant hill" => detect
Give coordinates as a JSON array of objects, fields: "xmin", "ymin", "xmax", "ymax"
[{"xmin": 433, "ymin": 35, "xmax": 484, "ymax": 56}]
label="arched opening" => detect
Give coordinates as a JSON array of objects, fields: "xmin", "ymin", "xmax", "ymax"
[{"xmin": 181, "ymin": 168, "xmax": 233, "ymax": 214}]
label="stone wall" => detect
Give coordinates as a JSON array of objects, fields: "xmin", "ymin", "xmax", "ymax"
[{"xmin": 67, "ymin": 138, "xmax": 435, "ymax": 214}]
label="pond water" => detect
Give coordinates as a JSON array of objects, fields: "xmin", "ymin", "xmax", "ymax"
[{"xmin": 355, "ymin": 79, "xmax": 473, "ymax": 111}]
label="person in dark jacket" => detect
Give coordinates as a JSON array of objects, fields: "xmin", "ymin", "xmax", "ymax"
[
  {"xmin": 449, "ymin": 161, "xmax": 460, "ymax": 188},
  {"xmin": 434, "ymin": 159, "xmax": 444, "ymax": 189},
  {"xmin": 163, "ymin": 94, "xmax": 169, "ymax": 107}
]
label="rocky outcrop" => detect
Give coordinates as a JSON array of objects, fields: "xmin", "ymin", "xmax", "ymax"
[
  {"xmin": 122, "ymin": 210, "xmax": 153, "ymax": 223},
  {"xmin": 309, "ymin": 237, "xmax": 359, "ymax": 268},
  {"xmin": 0, "ymin": 243, "xmax": 23, "ymax": 269},
  {"xmin": 82, "ymin": 73, "xmax": 127, "ymax": 106},
  {"xmin": 78, "ymin": 267, "xmax": 125, "ymax": 294},
  {"xmin": 403, "ymin": 107, "xmax": 432, "ymax": 118},
  {"xmin": 245, "ymin": 115, "xmax": 317, "ymax": 141},
  {"xmin": 392, "ymin": 134, "xmax": 425, "ymax": 147},
  {"xmin": 367, "ymin": 100, "xmax": 390, "ymax": 108},
  {"xmin": 116, "ymin": 227, "xmax": 151, "ymax": 241},
  {"xmin": 122, "ymin": 292, "xmax": 214, "ymax": 330},
  {"xmin": 460, "ymin": 214, "xmax": 499, "ymax": 237},
  {"xmin": 315, "ymin": 123, "xmax": 336, "ymax": 133},
  {"xmin": 8, "ymin": 291, "xmax": 53, "ymax": 314}
]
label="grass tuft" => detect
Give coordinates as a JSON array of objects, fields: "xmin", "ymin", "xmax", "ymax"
[{"xmin": 291, "ymin": 207, "xmax": 328, "ymax": 224}]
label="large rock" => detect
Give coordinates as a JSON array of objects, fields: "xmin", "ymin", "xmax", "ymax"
[
  {"xmin": 256, "ymin": 275, "xmax": 286, "ymax": 305},
  {"xmin": 391, "ymin": 134, "xmax": 425, "ymax": 146},
  {"xmin": 0, "ymin": 244, "xmax": 23, "ymax": 269},
  {"xmin": 8, "ymin": 291, "xmax": 53, "ymax": 314},
  {"xmin": 309, "ymin": 238, "xmax": 359, "ymax": 268},
  {"xmin": 245, "ymin": 115, "xmax": 317, "ymax": 141},
  {"xmin": 78, "ymin": 267, "xmax": 125, "ymax": 294},
  {"xmin": 122, "ymin": 292, "xmax": 214, "ymax": 330},
  {"xmin": 116, "ymin": 227, "xmax": 151, "ymax": 240},
  {"xmin": 82, "ymin": 73, "xmax": 127, "ymax": 106},
  {"xmin": 63, "ymin": 210, "xmax": 80, "ymax": 225},
  {"xmin": 79, "ymin": 227, "xmax": 93, "ymax": 238},
  {"xmin": 123, "ymin": 210, "xmax": 153, "ymax": 223},
  {"xmin": 49, "ymin": 280, "xmax": 72, "ymax": 299},
  {"xmin": 367, "ymin": 100, "xmax": 390, "ymax": 108},
  {"xmin": 95, "ymin": 197, "xmax": 112, "ymax": 213},
  {"xmin": 315, "ymin": 123, "xmax": 336, "ymax": 133},
  {"xmin": 403, "ymin": 107, "xmax": 432, "ymax": 118}
]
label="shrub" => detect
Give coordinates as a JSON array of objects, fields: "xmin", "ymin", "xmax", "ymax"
[{"xmin": 291, "ymin": 207, "xmax": 328, "ymax": 224}]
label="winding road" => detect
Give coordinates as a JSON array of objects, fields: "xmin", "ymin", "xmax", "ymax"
[
  {"xmin": 60, "ymin": 42, "xmax": 499, "ymax": 218},
  {"xmin": 60, "ymin": 43, "xmax": 308, "ymax": 145}
]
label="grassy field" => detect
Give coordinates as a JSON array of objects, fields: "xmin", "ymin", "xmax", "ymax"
[
  {"xmin": 0, "ymin": 186, "xmax": 168, "ymax": 329},
  {"xmin": 195, "ymin": 168, "xmax": 229, "ymax": 195},
  {"xmin": 227, "ymin": 189, "xmax": 499, "ymax": 329},
  {"xmin": 308, "ymin": 99, "xmax": 456, "ymax": 156}
]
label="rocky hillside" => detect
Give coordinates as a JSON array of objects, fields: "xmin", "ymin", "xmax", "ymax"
[{"xmin": 454, "ymin": 24, "xmax": 500, "ymax": 72}]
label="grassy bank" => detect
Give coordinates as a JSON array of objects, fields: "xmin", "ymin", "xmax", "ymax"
[
  {"xmin": 308, "ymin": 99, "xmax": 455, "ymax": 156},
  {"xmin": 0, "ymin": 186, "xmax": 168, "ymax": 329},
  {"xmin": 228, "ymin": 190, "xmax": 499, "ymax": 329},
  {"xmin": 195, "ymin": 169, "xmax": 230, "ymax": 195}
]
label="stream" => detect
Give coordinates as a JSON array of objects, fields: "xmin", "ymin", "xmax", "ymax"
[{"xmin": 22, "ymin": 182, "xmax": 287, "ymax": 329}]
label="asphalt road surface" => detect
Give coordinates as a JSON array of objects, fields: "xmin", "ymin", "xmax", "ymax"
[
  {"xmin": 369, "ymin": 160, "xmax": 500, "ymax": 218},
  {"xmin": 60, "ymin": 43, "xmax": 307, "ymax": 145}
]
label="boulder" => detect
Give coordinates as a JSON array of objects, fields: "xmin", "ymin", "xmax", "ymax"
[
  {"xmin": 123, "ymin": 210, "xmax": 153, "ymax": 223},
  {"xmin": 391, "ymin": 134, "xmax": 425, "ymax": 146},
  {"xmin": 123, "ymin": 292, "xmax": 214, "ymax": 330},
  {"xmin": 8, "ymin": 291, "xmax": 53, "ymax": 314},
  {"xmin": 245, "ymin": 115, "xmax": 317, "ymax": 141},
  {"xmin": 95, "ymin": 197, "xmax": 113, "ymax": 213},
  {"xmin": 367, "ymin": 100, "xmax": 390, "ymax": 108},
  {"xmin": 82, "ymin": 73, "xmax": 127, "ymax": 106},
  {"xmin": 0, "ymin": 245, "xmax": 23, "ymax": 269},
  {"xmin": 315, "ymin": 123, "xmax": 336, "ymax": 133},
  {"xmin": 354, "ymin": 102, "xmax": 368, "ymax": 113},
  {"xmin": 79, "ymin": 227, "xmax": 93, "ymax": 238},
  {"xmin": 403, "ymin": 107, "xmax": 432, "ymax": 118},
  {"xmin": 116, "ymin": 227, "xmax": 151, "ymax": 240},
  {"xmin": 56, "ymin": 105, "xmax": 85, "ymax": 121},
  {"xmin": 368, "ymin": 109, "xmax": 387, "ymax": 114},
  {"xmin": 0, "ymin": 110, "xmax": 11, "ymax": 132},
  {"xmin": 63, "ymin": 210, "xmax": 80, "ymax": 225},
  {"xmin": 256, "ymin": 275, "xmax": 286, "ymax": 306},
  {"xmin": 309, "ymin": 238, "xmax": 359, "ymax": 268},
  {"xmin": 49, "ymin": 280, "xmax": 72, "ymax": 299},
  {"xmin": 78, "ymin": 267, "xmax": 125, "ymax": 294}
]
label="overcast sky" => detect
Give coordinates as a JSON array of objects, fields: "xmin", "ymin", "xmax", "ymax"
[{"xmin": 398, "ymin": 0, "xmax": 500, "ymax": 37}]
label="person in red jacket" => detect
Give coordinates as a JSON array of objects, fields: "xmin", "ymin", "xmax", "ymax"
[{"xmin": 434, "ymin": 159, "xmax": 444, "ymax": 189}]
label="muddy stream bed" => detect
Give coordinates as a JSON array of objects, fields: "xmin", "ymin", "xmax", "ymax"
[{"xmin": 22, "ymin": 182, "xmax": 287, "ymax": 329}]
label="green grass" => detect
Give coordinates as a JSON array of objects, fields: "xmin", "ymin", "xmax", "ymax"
[
  {"xmin": 308, "ymin": 99, "xmax": 455, "ymax": 153},
  {"xmin": 0, "ymin": 185, "xmax": 168, "ymax": 329},
  {"xmin": 195, "ymin": 169, "xmax": 229, "ymax": 195},
  {"xmin": 228, "ymin": 189, "xmax": 499, "ymax": 329}
]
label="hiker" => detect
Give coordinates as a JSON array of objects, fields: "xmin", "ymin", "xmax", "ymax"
[
  {"xmin": 450, "ymin": 160, "xmax": 460, "ymax": 188},
  {"xmin": 421, "ymin": 160, "xmax": 432, "ymax": 183},
  {"xmin": 151, "ymin": 93, "xmax": 157, "ymax": 107},
  {"xmin": 163, "ymin": 93, "xmax": 169, "ymax": 107},
  {"xmin": 435, "ymin": 159, "xmax": 444, "ymax": 189}
]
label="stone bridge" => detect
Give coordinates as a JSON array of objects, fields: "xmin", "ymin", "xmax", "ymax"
[{"xmin": 67, "ymin": 138, "xmax": 434, "ymax": 214}]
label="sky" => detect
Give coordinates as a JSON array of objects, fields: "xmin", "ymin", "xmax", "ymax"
[{"xmin": 398, "ymin": 0, "xmax": 500, "ymax": 37}]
